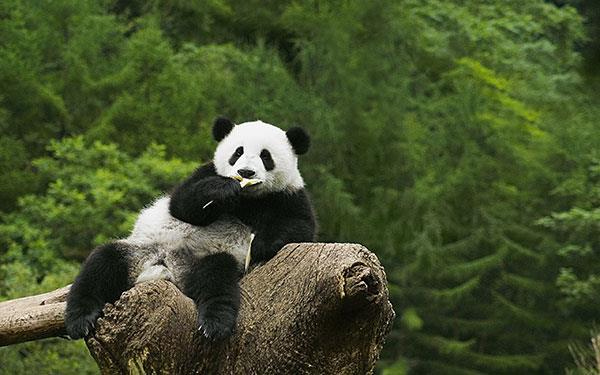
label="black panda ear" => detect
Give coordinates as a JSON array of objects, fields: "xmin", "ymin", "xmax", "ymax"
[
  {"xmin": 213, "ymin": 117, "xmax": 235, "ymax": 141},
  {"xmin": 286, "ymin": 127, "xmax": 310, "ymax": 155}
]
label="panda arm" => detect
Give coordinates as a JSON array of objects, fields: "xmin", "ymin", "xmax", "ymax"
[
  {"xmin": 169, "ymin": 162, "xmax": 242, "ymax": 226},
  {"xmin": 250, "ymin": 190, "xmax": 316, "ymax": 264}
]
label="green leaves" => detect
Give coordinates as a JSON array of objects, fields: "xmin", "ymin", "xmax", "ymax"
[
  {"xmin": 0, "ymin": 0, "xmax": 599, "ymax": 373},
  {"xmin": 539, "ymin": 157, "xmax": 600, "ymax": 321},
  {"xmin": 0, "ymin": 136, "xmax": 195, "ymax": 273}
]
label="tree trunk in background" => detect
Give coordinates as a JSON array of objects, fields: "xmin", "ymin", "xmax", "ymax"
[{"xmin": 1, "ymin": 243, "xmax": 395, "ymax": 374}]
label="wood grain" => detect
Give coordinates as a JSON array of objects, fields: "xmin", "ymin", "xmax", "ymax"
[{"xmin": 0, "ymin": 243, "xmax": 395, "ymax": 375}]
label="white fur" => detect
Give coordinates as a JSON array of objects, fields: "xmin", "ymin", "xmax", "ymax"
[
  {"xmin": 122, "ymin": 120, "xmax": 302, "ymax": 285},
  {"xmin": 135, "ymin": 264, "xmax": 173, "ymax": 284},
  {"xmin": 125, "ymin": 196, "xmax": 252, "ymax": 285},
  {"xmin": 213, "ymin": 120, "xmax": 304, "ymax": 194}
]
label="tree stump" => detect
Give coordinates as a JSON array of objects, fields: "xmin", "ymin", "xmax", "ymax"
[{"xmin": 0, "ymin": 243, "xmax": 395, "ymax": 374}]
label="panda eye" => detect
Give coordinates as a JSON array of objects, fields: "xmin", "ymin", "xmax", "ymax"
[
  {"xmin": 260, "ymin": 149, "xmax": 275, "ymax": 171},
  {"xmin": 229, "ymin": 146, "xmax": 244, "ymax": 166}
]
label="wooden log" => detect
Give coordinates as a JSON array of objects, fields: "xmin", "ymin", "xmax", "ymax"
[
  {"xmin": 0, "ymin": 243, "xmax": 395, "ymax": 374},
  {"xmin": 0, "ymin": 285, "xmax": 70, "ymax": 346}
]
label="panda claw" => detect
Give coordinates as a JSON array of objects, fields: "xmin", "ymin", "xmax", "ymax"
[
  {"xmin": 65, "ymin": 309, "xmax": 101, "ymax": 340},
  {"xmin": 197, "ymin": 319, "xmax": 234, "ymax": 340}
]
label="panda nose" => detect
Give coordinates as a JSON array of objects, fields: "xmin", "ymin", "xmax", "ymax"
[{"xmin": 237, "ymin": 169, "xmax": 256, "ymax": 178}]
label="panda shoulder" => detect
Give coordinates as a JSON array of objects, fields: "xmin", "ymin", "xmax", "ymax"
[{"xmin": 270, "ymin": 188, "xmax": 314, "ymax": 216}]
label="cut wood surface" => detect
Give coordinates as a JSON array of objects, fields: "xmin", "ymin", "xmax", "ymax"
[{"xmin": 0, "ymin": 243, "xmax": 395, "ymax": 374}]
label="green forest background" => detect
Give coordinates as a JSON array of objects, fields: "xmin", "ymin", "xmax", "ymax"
[{"xmin": 1, "ymin": 0, "xmax": 599, "ymax": 373}]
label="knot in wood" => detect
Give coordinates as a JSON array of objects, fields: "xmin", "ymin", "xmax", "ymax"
[{"xmin": 342, "ymin": 263, "xmax": 381, "ymax": 310}]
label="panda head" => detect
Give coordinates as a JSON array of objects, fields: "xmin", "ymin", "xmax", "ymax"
[{"xmin": 212, "ymin": 117, "xmax": 310, "ymax": 195}]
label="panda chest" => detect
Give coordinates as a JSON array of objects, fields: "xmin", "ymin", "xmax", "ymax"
[{"xmin": 235, "ymin": 194, "xmax": 273, "ymax": 224}]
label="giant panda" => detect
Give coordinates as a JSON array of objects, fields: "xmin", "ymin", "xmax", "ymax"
[{"xmin": 65, "ymin": 118, "xmax": 317, "ymax": 340}]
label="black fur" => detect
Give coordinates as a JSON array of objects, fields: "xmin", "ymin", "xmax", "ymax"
[
  {"xmin": 65, "ymin": 242, "xmax": 131, "ymax": 339},
  {"xmin": 169, "ymin": 163, "xmax": 242, "ymax": 226},
  {"xmin": 213, "ymin": 117, "xmax": 235, "ymax": 141},
  {"xmin": 182, "ymin": 252, "xmax": 241, "ymax": 340},
  {"xmin": 237, "ymin": 169, "xmax": 255, "ymax": 178},
  {"xmin": 260, "ymin": 149, "xmax": 275, "ymax": 171},
  {"xmin": 236, "ymin": 190, "xmax": 316, "ymax": 264},
  {"xmin": 286, "ymin": 127, "xmax": 310, "ymax": 155},
  {"xmin": 169, "ymin": 162, "xmax": 317, "ymax": 265},
  {"xmin": 67, "ymin": 124, "xmax": 316, "ymax": 341},
  {"xmin": 229, "ymin": 146, "xmax": 244, "ymax": 166}
]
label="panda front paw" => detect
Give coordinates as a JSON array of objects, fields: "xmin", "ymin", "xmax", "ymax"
[
  {"xmin": 64, "ymin": 309, "xmax": 101, "ymax": 340},
  {"xmin": 202, "ymin": 176, "xmax": 242, "ymax": 202}
]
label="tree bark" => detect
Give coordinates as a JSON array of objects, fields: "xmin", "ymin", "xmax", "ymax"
[
  {"xmin": 0, "ymin": 285, "xmax": 70, "ymax": 345},
  {"xmin": 0, "ymin": 243, "xmax": 395, "ymax": 374}
]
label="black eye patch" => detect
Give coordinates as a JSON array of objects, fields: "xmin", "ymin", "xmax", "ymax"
[
  {"xmin": 229, "ymin": 146, "xmax": 243, "ymax": 166},
  {"xmin": 260, "ymin": 149, "xmax": 275, "ymax": 171}
]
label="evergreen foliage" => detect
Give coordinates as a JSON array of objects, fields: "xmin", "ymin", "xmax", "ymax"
[{"xmin": 0, "ymin": 0, "xmax": 599, "ymax": 373}]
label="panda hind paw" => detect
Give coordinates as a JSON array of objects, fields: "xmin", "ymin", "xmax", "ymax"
[
  {"xmin": 198, "ymin": 318, "xmax": 235, "ymax": 340},
  {"xmin": 65, "ymin": 311, "xmax": 100, "ymax": 340}
]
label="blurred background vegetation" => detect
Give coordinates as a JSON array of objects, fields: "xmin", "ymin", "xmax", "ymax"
[{"xmin": 1, "ymin": 0, "xmax": 599, "ymax": 373}]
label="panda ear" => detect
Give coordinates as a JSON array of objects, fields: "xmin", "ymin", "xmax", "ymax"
[
  {"xmin": 213, "ymin": 117, "xmax": 235, "ymax": 141},
  {"xmin": 286, "ymin": 127, "xmax": 310, "ymax": 155}
]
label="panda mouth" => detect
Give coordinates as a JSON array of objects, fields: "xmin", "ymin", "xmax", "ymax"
[
  {"xmin": 241, "ymin": 182, "xmax": 262, "ymax": 192},
  {"xmin": 233, "ymin": 176, "xmax": 263, "ymax": 189}
]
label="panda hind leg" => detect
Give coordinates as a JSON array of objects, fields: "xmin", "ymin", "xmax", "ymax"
[
  {"xmin": 65, "ymin": 241, "xmax": 132, "ymax": 339},
  {"xmin": 182, "ymin": 252, "xmax": 241, "ymax": 340}
]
